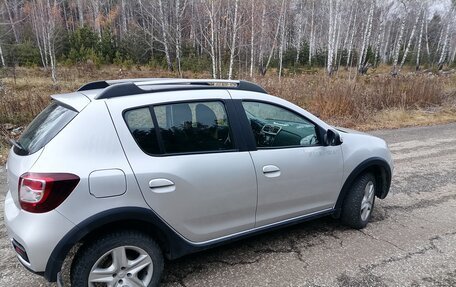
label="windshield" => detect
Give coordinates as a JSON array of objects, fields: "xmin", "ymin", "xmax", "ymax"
[{"xmin": 17, "ymin": 102, "xmax": 77, "ymax": 155}]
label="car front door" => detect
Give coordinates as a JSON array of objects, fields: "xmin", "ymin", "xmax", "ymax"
[
  {"xmin": 107, "ymin": 91, "xmax": 258, "ymax": 243},
  {"xmin": 233, "ymin": 96, "xmax": 344, "ymax": 227}
]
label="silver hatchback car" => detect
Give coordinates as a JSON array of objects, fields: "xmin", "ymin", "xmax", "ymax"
[{"xmin": 4, "ymin": 79, "xmax": 393, "ymax": 287}]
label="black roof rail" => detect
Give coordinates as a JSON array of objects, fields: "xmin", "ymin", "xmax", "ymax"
[
  {"xmin": 78, "ymin": 81, "xmax": 109, "ymax": 91},
  {"xmin": 78, "ymin": 78, "xmax": 172, "ymax": 91},
  {"xmin": 93, "ymin": 79, "xmax": 268, "ymax": 100}
]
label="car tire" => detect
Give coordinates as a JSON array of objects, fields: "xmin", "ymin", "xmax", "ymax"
[
  {"xmin": 71, "ymin": 230, "xmax": 163, "ymax": 287},
  {"xmin": 341, "ymin": 173, "xmax": 376, "ymax": 229}
]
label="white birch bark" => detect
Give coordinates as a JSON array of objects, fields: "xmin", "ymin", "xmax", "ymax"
[
  {"xmin": 158, "ymin": 0, "xmax": 173, "ymax": 71},
  {"xmin": 438, "ymin": 21, "xmax": 451, "ymax": 69},
  {"xmin": 308, "ymin": 0, "xmax": 315, "ymax": 66},
  {"xmin": 278, "ymin": 0, "xmax": 287, "ymax": 80},
  {"xmin": 295, "ymin": 0, "xmax": 304, "ymax": 64},
  {"xmin": 346, "ymin": 7, "xmax": 357, "ymax": 68},
  {"xmin": 327, "ymin": 0, "xmax": 334, "ymax": 75},
  {"xmin": 228, "ymin": 0, "xmax": 239, "ymax": 80},
  {"xmin": 392, "ymin": 8, "xmax": 406, "ymax": 75},
  {"xmin": 374, "ymin": 17, "xmax": 385, "ymax": 67},
  {"xmin": 416, "ymin": 10, "xmax": 425, "ymax": 70},
  {"xmin": 175, "ymin": 0, "xmax": 186, "ymax": 77},
  {"xmin": 257, "ymin": 2, "xmax": 266, "ymax": 72},
  {"xmin": 0, "ymin": 41, "xmax": 5, "ymax": 67},
  {"xmin": 207, "ymin": 0, "xmax": 217, "ymax": 78},
  {"xmin": 261, "ymin": 0, "xmax": 285, "ymax": 76},
  {"xmin": 249, "ymin": 0, "xmax": 255, "ymax": 77},
  {"xmin": 424, "ymin": 10, "xmax": 430, "ymax": 59},
  {"xmin": 399, "ymin": 11, "xmax": 419, "ymax": 70},
  {"xmin": 358, "ymin": 1, "xmax": 374, "ymax": 74},
  {"xmin": 333, "ymin": 9, "xmax": 341, "ymax": 72}
]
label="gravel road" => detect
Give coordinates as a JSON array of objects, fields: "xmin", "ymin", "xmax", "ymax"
[{"xmin": 1, "ymin": 123, "xmax": 456, "ymax": 287}]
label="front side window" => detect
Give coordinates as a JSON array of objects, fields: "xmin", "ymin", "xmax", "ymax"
[
  {"xmin": 242, "ymin": 101, "xmax": 319, "ymax": 148},
  {"xmin": 153, "ymin": 101, "xmax": 233, "ymax": 154}
]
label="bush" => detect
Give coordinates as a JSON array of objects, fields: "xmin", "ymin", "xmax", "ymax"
[{"xmin": 9, "ymin": 42, "xmax": 42, "ymax": 67}]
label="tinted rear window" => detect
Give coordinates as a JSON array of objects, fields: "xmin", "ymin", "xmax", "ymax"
[{"xmin": 17, "ymin": 102, "xmax": 77, "ymax": 155}]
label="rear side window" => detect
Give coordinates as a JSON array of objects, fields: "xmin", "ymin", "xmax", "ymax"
[
  {"xmin": 124, "ymin": 101, "xmax": 234, "ymax": 155},
  {"xmin": 153, "ymin": 101, "xmax": 233, "ymax": 154},
  {"xmin": 124, "ymin": 108, "xmax": 160, "ymax": 155},
  {"xmin": 17, "ymin": 102, "xmax": 77, "ymax": 155}
]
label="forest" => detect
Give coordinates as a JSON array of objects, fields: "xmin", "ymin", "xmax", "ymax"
[{"xmin": 0, "ymin": 0, "xmax": 455, "ymax": 81}]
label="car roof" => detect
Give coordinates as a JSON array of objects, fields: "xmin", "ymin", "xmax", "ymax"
[
  {"xmin": 51, "ymin": 78, "xmax": 268, "ymax": 112},
  {"xmin": 77, "ymin": 78, "xmax": 268, "ymax": 100}
]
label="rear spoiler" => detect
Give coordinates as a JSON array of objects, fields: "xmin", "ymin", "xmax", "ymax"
[{"xmin": 51, "ymin": 92, "xmax": 90, "ymax": 112}]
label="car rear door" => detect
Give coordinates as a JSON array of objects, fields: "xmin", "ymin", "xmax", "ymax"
[
  {"xmin": 229, "ymin": 90, "xmax": 344, "ymax": 227},
  {"xmin": 106, "ymin": 90, "xmax": 258, "ymax": 243}
]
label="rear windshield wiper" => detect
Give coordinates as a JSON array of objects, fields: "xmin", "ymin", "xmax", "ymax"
[{"xmin": 9, "ymin": 138, "xmax": 27, "ymax": 154}]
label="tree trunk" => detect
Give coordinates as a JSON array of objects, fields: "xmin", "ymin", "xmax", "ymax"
[
  {"xmin": 257, "ymin": 2, "xmax": 266, "ymax": 73},
  {"xmin": 278, "ymin": 0, "xmax": 287, "ymax": 80},
  {"xmin": 308, "ymin": 0, "xmax": 315, "ymax": 66},
  {"xmin": 416, "ymin": 10, "xmax": 425, "ymax": 71},
  {"xmin": 392, "ymin": 15, "xmax": 406, "ymax": 76},
  {"xmin": 158, "ymin": 0, "xmax": 173, "ymax": 71},
  {"xmin": 327, "ymin": 0, "xmax": 334, "ymax": 75},
  {"xmin": 121, "ymin": 0, "xmax": 127, "ymax": 36},
  {"xmin": 0, "ymin": 41, "xmax": 5, "ymax": 67},
  {"xmin": 399, "ymin": 11, "xmax": 419, "ymax": 69},
  {"xmin": 438, "ymin": 22, "xmax": 451, "ymax": 69},
  {"xmin": 424, "ymin": 10, "xmax": 430, "ymax": 59},
  {"xmin": 208, "ymin": 1, "xmax": 217, "ymax": 78},
  {"xmin": 4, "ymin": 0, "xmax": 19, "ymax": 43},
  {"xmin": 346, "ymin": 7, "xmax": 357, "ymax": 69},
  {"xmin": 77, "ymin": 0, "xmax": 84, "ymax": 26},
  {"xmin": 228, "ymin": 0, "xmax": 239, "ymax": 80},
  {"xmin": 358, "ymin": 1, "xmax": 374, "ymax": 74},
  {"xmin": 92, "ymin": 0, "xmax": 101, "ymax": 38},
  {"xmin": 175, "ymin": 0, "xmax": 185, "ymax": 77},
  {"xmin": 249, "ymin": 0, "xmax": 255, "ymax": 77},
  {"xmin": 261, "ymin": 0, "xmax": 285, "ymax": 76},
  {"xmin": 295, "ymin": 0, "xmax": 304, "ymax": 64}
]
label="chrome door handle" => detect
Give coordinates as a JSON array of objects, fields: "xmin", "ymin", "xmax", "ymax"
[
  {"xmin": 149, "ymin": 179, "xmax": 175, "ymax": 193},
  {"xmin": 262, "ymin": 165, "xmax": 281, "ymax": 177}
]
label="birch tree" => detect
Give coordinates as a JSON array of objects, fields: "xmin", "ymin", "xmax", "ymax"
[
  {"xmin": 249, "ymin": 0, "xmax": 255, "ymax": 77},
  {"xmin": 227, "ymin": 0, "xmax": 239, "ymax": 80},
  {"xmin": 416, "ymin": 9, "xmax": 425, "ymax": 70},
  {"xmin": 399, "ymin": 10, "xmax": 420, "ymax": 70},
  {"xmin": 326, "ymin": 0, "xmax": 335, "ymax": 75},
  {"xmin": 358, "ymin": 0, "xmax": 375, "ymax": 74},
  {"xmin": 392, "ymin": 2, "xmax": 407, "ymax": 76}
]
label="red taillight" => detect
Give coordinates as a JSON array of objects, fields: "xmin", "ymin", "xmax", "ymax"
[{"xmin": 18, "ymin": 173, "xmax": 80, "ymax": 213}]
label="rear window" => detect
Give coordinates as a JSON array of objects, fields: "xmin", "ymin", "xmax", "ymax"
[{"xmin": 17, "ymin": 102, "xmax": 77, "ymax": 155}]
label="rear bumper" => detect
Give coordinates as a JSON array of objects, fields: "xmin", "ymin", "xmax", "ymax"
[{"xmin": 3, "ymin": 191, "xmax": 75, "ymax": 276}]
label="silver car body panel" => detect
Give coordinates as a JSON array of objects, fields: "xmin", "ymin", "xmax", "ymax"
[
  {"xmin": 51, "ymin": 92, "xmax": 91, "ymax": 112},
  {"xmin": 4, "ymin": 191, "xmax": 75, "ymax": 271},
  {"xmin": 106, "ymin": 89, "xmax": 258, "ymax": 242}
]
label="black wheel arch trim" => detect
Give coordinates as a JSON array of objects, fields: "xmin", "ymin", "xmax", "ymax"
[
  {"xmin": 44, "ymin": 207, "xmax": 189, "ymax": 282},
  {"xmin": 333, "ymin": 157, "xmax": 392, "ymax": 218}
]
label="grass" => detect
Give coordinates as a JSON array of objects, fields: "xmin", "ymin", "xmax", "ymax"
[{"xmin": 1, "ymin": 65, "xmax": 456, "ymax": 164}]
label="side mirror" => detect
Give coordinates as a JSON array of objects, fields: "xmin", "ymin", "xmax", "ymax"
[{"xmin": 324, "ymin": 129, "xmax": 343, "ymax": 146}]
